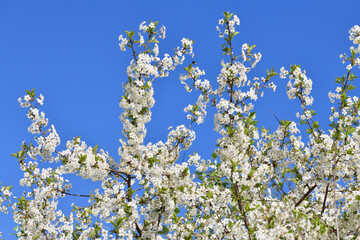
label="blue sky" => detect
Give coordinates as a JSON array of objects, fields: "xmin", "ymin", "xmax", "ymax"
[{"xmin": 1, "ymin": 0, "xmax": 360, "ymax": 238}]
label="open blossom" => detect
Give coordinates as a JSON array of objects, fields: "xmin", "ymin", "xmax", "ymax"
[
  {"xmin": 228, "ymin": 14, "xmax": 240, "ymax": 33},
  {"xmin": 36, "ymin": 94, "xmax": 44, "ymax": 105},
  {"xmin": 349, "ymin": 25, "xmax": 360, "ymax": 45},
  {"xmin": 286, "ymin": 66, "xmax": 312, "ymax": 103},
  {"xmin": 18, "ymin": 97, "xmax": 31, "ymax": 107},
  {"xmin": 280, "ymin": 66, "xmax": 288, "ymax": 79},
  {"xmin": 26, "ymin": 108, "xmax": 48, "ymax": 134},
  {"xmin": 252, "ymin": 52, "xmax": 262, "ymax": 68},
  {"xmin": 118, "ymin": 34, "xmax": 128, "ymax": 51},
  {"xmin": 139, "ymin": 21, "xmax": 155, "ymax": 32},
  {"xmin": 181, "ymin": 38, "xmax": 194, "ymax": 57},
  {"xmin": 138, "ymin": 33, "xmax": 144, "ymax": 46},
  {"xmin": 217, "ymin": 14, "xmax": 240, "ymax": 37},
  {"xmin": 153, "ymin": 43, "xmax": 159, "ymax": 57},
  {"xmin": 159, "ymin": 25, "xmax": 166, "ymax": 39}
]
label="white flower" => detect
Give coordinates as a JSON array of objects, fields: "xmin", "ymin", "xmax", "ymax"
[
  {"xmin": 139, "ymin": 34, "xmax": 144, "ymax": 46},
  {"xmin": 24, "ymin": 95, "xmax": 31, "ymax": 101},
  {"xmin": 36, "ymin": 94, "xmax": 44, "ymax": 105},
  {"xmin": 153, "ymin": 43, "xmax": 159, "ymax": 57},
  {"xmin": 118, "ymin": 35, "xmax": 128, "ymax": 51},
  {"xmin": 280, "ymin": 67, "xmax": 288, "ymax": 79}
]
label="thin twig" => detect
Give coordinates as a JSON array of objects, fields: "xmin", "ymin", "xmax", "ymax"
[
  {"xmin": 269, "ymin": 110, "xmax": 281, "ymax": 124},
  {"xmin": 59, "ymin": 190, "xmax": 90, "ymax": 198},
  {"xmin": 107, "ymin": 168, "xmax": 128, "ymax": 181}
]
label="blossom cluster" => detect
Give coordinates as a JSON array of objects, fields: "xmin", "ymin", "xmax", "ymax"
[{"xmin": 1, "ymin": 12, "xmax": 360, "ymax": 240}]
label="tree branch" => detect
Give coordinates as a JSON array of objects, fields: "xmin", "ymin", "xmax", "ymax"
[
  {"xmin": 59, "ymin": 190, "xmax": 90, "ymax": 198},
  {"xmin": 321, "ymin": 183, "xmax": 329, "ymax": 216},
  {"xmin": 135, "ymin": 222, "xmax": 142, "ymax": 238},
  {"xmin": 295, "ymin": 184, "xmax": 317, "ymax": 208},
  {"xmin": 234, "ymin": 184, "xmax": 252, "ymax": 240}
]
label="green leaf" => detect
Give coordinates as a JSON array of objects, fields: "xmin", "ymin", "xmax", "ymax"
[
  {"xmin": 335, "ymin": 77, "xmax": 342, "ymax": 83},
  {"xmin": 222, "ymin": 47, "xmax": 230, "ymax": 53},
  {"xmin": 249, "ymin": 45, "xmax": 256, "ymax": 51},
  {"xmin": 249, "ymin": 112, "xmax": 256, "ymax": 119},
  {"xmin": 19, "ymin": 150, "xmax": 25, "ymax": 158},
  {"xmin": 130, "ymin": 30, "xmax": 135, "ymax": 38},
  {"xmin": 92, "ymin": 145, "xmax": 98, "ymax": 154},
  {"xmin": 181, "ymin": 167, "xmax": 190, "ymax": 176},
  {"xmin": 223, "ymin": 11, "xmax": 229, "ymax": 20},
  {"xmin": 162, "ymin": 225, "xmax": 169, "ymax": 234},
  {"xmin": 348, "ymin": 127, "xmax": 356, "ymax": 135},
  {"xmin": 347, "ymin": 83, "xmax": 356, "ymax": 91},
  {"xmin": 245, "ymin": 202, "xmax": 250, "ymax": 211}
]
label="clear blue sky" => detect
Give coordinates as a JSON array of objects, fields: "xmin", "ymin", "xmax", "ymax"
[{"xmin": 1, "ymin": 0, "xmax": 360, "ymax": 238}]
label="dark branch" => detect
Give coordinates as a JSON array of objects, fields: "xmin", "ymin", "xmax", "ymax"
[
  {"xmin": 234, "ymin": 184, "xmax": 252, "ymax": 240},
  {"xmin": 59, "ymin": 190, "xmax": 90, "ymax": 198},
  {"xmin": 135, "ymin": 222, "xmax": 142, "ymax": 238},
  {"xmin": 295, "ymin": 184, "xmax": 317, "ymax": 208},
  {"xmin": 269, "ymin": 110, "xmax": 281, "ymax": 124},
  {"xmin": 321, "ymin": 183, "xmax": 329, "ymax": 216}
]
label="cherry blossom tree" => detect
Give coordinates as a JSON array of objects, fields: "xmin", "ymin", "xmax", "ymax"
[{"xmin": 1, "ymin": 12, "xmax": 360, "ymax": 239}]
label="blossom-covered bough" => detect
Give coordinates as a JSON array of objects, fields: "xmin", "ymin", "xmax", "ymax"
[{"xmin": 1, "ymin": 12, "xmax": 360, "ymax": 239}]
